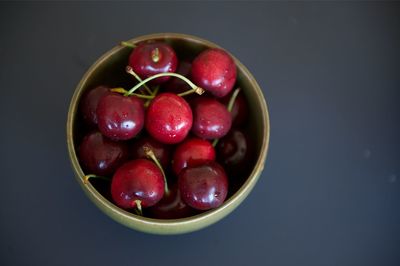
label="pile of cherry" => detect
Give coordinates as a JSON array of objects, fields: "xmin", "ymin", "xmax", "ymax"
[{"xmin": 78, "ymin": 40, "xmax": 252, "ymax": 219}]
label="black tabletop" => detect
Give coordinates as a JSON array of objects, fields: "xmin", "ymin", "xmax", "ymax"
[{"xmin": 1, "ymin": 2, "xmax": 399, "ymax": 266}]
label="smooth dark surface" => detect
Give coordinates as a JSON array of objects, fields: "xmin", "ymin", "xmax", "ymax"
[{"xmin": 0, "ymin": 2, "xmax": 399, "ymax": 266}]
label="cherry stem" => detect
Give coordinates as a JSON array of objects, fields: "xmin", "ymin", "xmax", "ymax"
[
  {"xmin": 125, "ymin": 66, "xmax": 153, "ymax": 95},
  {"xmin": 120, "ymin": 85, "xmax": 200, "ymax": 99},
  {"xmin": 83, "ymin": 174, "xmax": 110, "ymax": 184},
  {"xmin": 227, "ymin": 88, "xmax": 241, "ymax": 112},
  {"xmin": 212, "ymin": 88, "xmax": 241, "ymax": 147},
  {"xmin": 110, "ymin": 87, "xmax": 128, "ymax": 94},
  {"xmin": 177, "ymin": 87, "xmax": 204, "ymax": 97},
  {"xmin": 144, "ymin": 86, "xmax": 159, "ymax": 107},
  {"xmin": 212, "ymin": 138, "xmax": 219, "ymax": 147},
  {"xmin": 152, "ymin": 85, "xmax": 160, "ymax": 96},
  {"xmin": 131, "ymin": 94, "xmax": 153, "ymax": 99},
  {"xmin": 134, "ymin": 200, "xmax": 143, "ymax": 216},
  {"xmin": 110, "ymin": 88, "xmax": 154, "ymax": 99},
  {"xmin": 151, "ymin": 48, "xmax": 160, "ymax": 63},
  {"xmin": 120, "ymin": 41, "xmax": 136, "ymax": 48},
  {"xmin": 143, "ymin": 146, "xmax": 169, "ymax": 196},
  {"xmin": 125, "ymin": 71, "xmax": 205, "ymax": 96}
]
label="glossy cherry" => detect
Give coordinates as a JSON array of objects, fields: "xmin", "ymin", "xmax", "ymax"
[
  {"xmin": 179, "ymin": 161, "xmax": 228, "ymax": 210},
  {"xmin": 79, "ymin": 131, "xmax": 129, "ymax": 176},
  {"xmin": 147, "ymin": 184, "xmax": 195, "ymax": 219},
  {"xmin": 192, "ymin": 97, "xmax": 232, "ymax": 139},
  {"xmin": 131, "ymin": 136, "xmax": 171, "ymax": 168},
  {"xmin": 218, "ymin": 129, "xmax": 252, "ymax": 194},
  {"xmin": 96, "ymin": 92, "xmax": 144, "ymax": 140},
  {"xmin": 164, "ymin": 60, "xmax": 192, "ymax": 94},
  {"xmin": 129, "ymin": 42, "xmax": 178, "ymax": 84},
  {"xmin": 217, "ymin": 129, "xmax": 250, "ymax": 172},
  {"xmin": 145, "ymin": 93, "xmax": 192, "ymax": 144},
  {"xmin": 220, "ymin": 91, "xmax": 249, "ymax": 127},
  {"xmin": 111, "ymin": 159, "xmax": 165, "ymax": 210},
  {"xmin": 191, "ymin": 48, "xmax": 236, "ymax": 98},
  {"xmin": 172, "ymin": 138, "xmax": 216, "ymax": 176},
  {"xmin": 80, "ymin": 85, "xmax": 109, "ymax": 127}
]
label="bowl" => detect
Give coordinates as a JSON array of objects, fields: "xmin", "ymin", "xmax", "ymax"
[{"xmin": 67, "ymin": 33, "xmax": 270, "ymax": 234}]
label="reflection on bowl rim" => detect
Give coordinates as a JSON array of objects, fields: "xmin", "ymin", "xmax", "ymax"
[{"xmin": 66, "ymin": 33, "xmax": 270, "ymax": 235}]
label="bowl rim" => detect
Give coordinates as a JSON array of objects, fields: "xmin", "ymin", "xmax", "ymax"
[{"xmin": 66, "ymin": 32, "xmax": 270, "ymax": 234}]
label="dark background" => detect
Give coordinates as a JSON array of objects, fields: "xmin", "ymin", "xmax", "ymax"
[{"xmin": 1, "ymin": 2, "xmax": 399, "ymax": 266}]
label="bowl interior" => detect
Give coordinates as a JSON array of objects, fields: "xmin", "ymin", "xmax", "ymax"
[{"xmin": 67, "ymin": 33, "xmax": 269, "ymax": 234}]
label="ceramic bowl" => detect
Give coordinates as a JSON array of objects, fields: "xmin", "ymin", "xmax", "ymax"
[{"xmin": 67, "ymin": 33, "xmax": 270, "ymax": 234}]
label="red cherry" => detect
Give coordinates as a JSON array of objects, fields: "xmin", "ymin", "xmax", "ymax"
[
  {"xmin": 131, "ymin": 136, "xmax": 171, "ymax": 168},
  {"xmin": 172, "ymin": 138, "xmax": 216, "ymax": 176},
  {"xmin": 191, "ymin": 48, "xmax": 237, "ymax": 98},
  {"xmin": 178, "ymin": 161, "xmax": 228, "ymax": 210},
  {"xmin": 192, "ymin": 97, "xmax": 232, "ymax": 139},
  {"xmin": 129, "ymin": 42, "xmax": 178, "ymax": 84},
  {"xmin": 220, "ymin": 91, "xmax": 249, "ymax": 127},
  {"xmin": 147, "ymin": 184, "xmax": 196, "ymax": 219},
  {"xmin": 145, "ymin": 93, "xmax": 193, "ymax": 144},
  {"xmin": 79, "ymin": 131, "xmax": 129, "ymax": 176},
  {"xmin": 111, "ymin": 159, "xmax": 165, "ymax": 210},
  {"xmin": 217, "ymin": 129, "xmax": 253, "ymax": 194},
  {"xmin": 217, "ymin": 129, "xmax": 250, "ymax": 172},
  {"xmin": 96, "ymin": 93, "xmax": 144, "ymax": 141},
  {"xmin": 79, "ymin": 86, "xmax": 109, "ymax": 127}
]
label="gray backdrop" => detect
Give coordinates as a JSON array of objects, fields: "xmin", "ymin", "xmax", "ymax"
[{"xmin": 1, "ymin": 2, "xmax": 399, "ymax": 266}]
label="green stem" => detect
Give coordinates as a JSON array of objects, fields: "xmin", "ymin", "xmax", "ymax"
[
  {"xmin": 110, "ymin": 88, "xmax": 154, "ymax": 99},
  {"xmin": 130, "ymin": 93, "xmax": 154, "ymax": 99},
  {"xmin": 143, "ymin": 146, "xmax": 169, "ymax": 196},
  {"xmin": 125, "ymin": 72, "xmax": 204, "ymax": 96},
  {"xmin": 151, "ymin": 85, "xmax": 160, "ymax": 96},
  {"xmin": 125, "ymin": 66, "xmax": 153, "ymax": 95},
  {"xmin": 144, "ymin": 86, "xmax": 159, "ymax": 107},
  {"xmin": 212, "ymin": 139, "xmax": 219, "ymax": 147},
  {"xmin": 178, "ymin": 89, "xmax": 199, "ymax": 97},
  {"xmin": 151, "ymin": 48, "xmax": 160, "ymax": 63},
  {"xmin": 227, "ymin": 88, "xmax": 241, "ymax": 112},
  {"xmin": 120, "ymin": 41, "xmax": 136, "ymax": 48},
  {"xmin": 83, "ymin": 174, "xmax": 110, "ymax": 184},
  {"xmin": 212, "ymin": 88, "xmax": 241, "ymax": 148},
  {"xmin": 110, "ymin": 87, "xmax": 128, "ymax": 94},
  {"xmin": 134, "ymin": 200, "xmax": 143, "ymax": 216}
]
